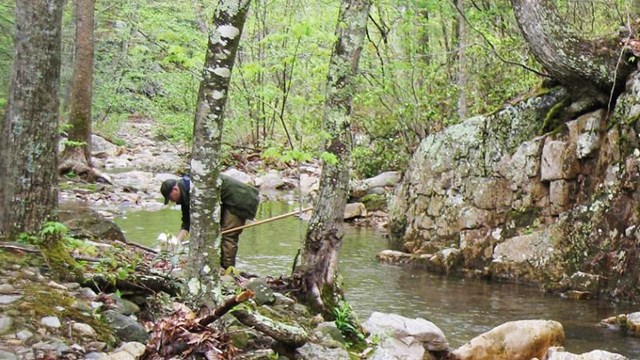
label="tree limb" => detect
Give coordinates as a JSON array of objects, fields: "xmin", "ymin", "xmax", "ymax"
[{"xmin": 233, "ymin": 308, "xmax": 309, "ymax": 348}]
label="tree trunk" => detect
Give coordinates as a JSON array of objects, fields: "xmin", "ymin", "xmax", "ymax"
[
  {"xmin": 185, "ymin": 0, "xmax": 251, "ymax": 310},
  {"xmin": 510, "ymin": 0, "xmax": 635, "ymax": 105},
  {"xmin": 0, "ymin": 0, "xmax": 65, "ymax": 240},
  {"xmin": 455, "ymin": 0, "xmax": 467, "ymax": 120},
  {"xmin": 60, "ymin": 0, "xmax": 96, "ymax": 180},
  {"xmin": 292, "ymin": 0, "xmax": 371, "ymax": 315}
]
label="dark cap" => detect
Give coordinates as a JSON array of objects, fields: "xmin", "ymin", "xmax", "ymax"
[{"xmin": 160, "ymin": 179, "xmax": 178, "ymax": 205}]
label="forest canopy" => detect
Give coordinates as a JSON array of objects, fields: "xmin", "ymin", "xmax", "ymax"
[{"xmin": 0, "ymin": 0, "xmax": 634, "ymax": 177}]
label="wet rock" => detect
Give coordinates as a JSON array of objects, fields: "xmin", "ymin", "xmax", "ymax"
[
  {"xmin": 567, "ymin": 271, "xmax": 603, "ymax": 293},
  {"xmin": 0, "ymin": 316, "xmax": 12, "ymax": 334},
  {"xmin": 376, "ymin": 250, "xmax": 412, "ymax": 264},
  {"xmin": 361, "ymin": 194, "xmax": 387, "ymax": 211},
  {"xmin": 103, "ymin": 351, "xmax": 136, "ymax": 360},
  {"xmin": 40, "ymin": 316, "xmax": 61, "ymax": 328},
  {"xmin": 364, "ymin": 171, "xmax": 401, "ymax": 189},
  {"xmin": 92, "ymin": 134, "xmax": 120, "ymax": 157},
  {"xmin": 452, "ymin": 319, "xmax": 564, "ymax": 360},
  {"xmin": 363, "ymin": 312, "xmax": 449, "ymax": 352},
  {"xmin": 256, "ymin": 171, "xmax": 286, "ymax": 190},
  {"xmin": 115, "ymin": 342, "xmax": 146, "ymax": 357},
  {"xmin": 565, "ymin": 290, "xmax": 593, "ymax": 300},
  {"xmin": 295, "ymin": 342, "xmax": 350, "ymax": 360},
  {"xmin": 425, "ymin": 248, "xmax": 462, "ymax": 274},
  {"xmin": 85, "ymin": 352, "xmax": 108, "ymax": 360},
  {"xmin": 624, "ymin": 312, "xmax": 640, "ymax": 336},
  {"xmin": 0, "ymin": 295, "xmax": 22, "ymax": 305},
  {"xmin": 546, "ymin": 346, "xmax": 628, "ymax": 359},
  {"xmin": 369, "ymin": 337, "xmax": 428, "ymax": 360},
  {"xmin": 16, "ymin": 329, "xmax": 33, "ymax": 342},
  {"xmin": 0, "ymin": 284, "xmax": 15, "ymax": 294},
  {"xmin": 344, "ymin": 202, "xmax": 367, "ymax": 220},
  {"xmin": 236, "ymin": 349, "xmax": 278, "ymax": 360},
  {"xmin": 224, "ymin": 168, "xmax": 254, "ymax": 185},
  {"xmin": 0, "ymin": 350, "xmax": 17, "ymax": 360},
  {"xmin": 314, "ymin": 322, "xmax": 346, "ymax": 344},
  {"xmin": 59, "ymin": 202, "xmax": 126, "ymax": 242},
  {"xmin": 103, "ymin": 310, "xmax": 149, "ymax": 343},
  {"xmin": 245, "ymin": 278, "xmax": 275, "ymax": 305},
  {"xmin": 300, "ymin": 173, "xmax": 319, "ymax": 195},
  {"xmin": 72, "ymin": 322, "xmax": 97, "ymax": 337}
]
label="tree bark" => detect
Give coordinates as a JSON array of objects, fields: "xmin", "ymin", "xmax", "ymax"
[
  {"xmin": 233, "ymin": 309, "xmax": 309, "ymax": 348},
  {"xmin": 0, "ymin": 0, "xmax": 65, "ymax": 240},
  {"xmin": 455, "ymin": 0, "xmax": 467, "ymax": 120},
  {"xmin": 185, "ymin": 0, "xmax": 251, "ymax": 310},
  {"xmin": 292, "ymin": 0, "xmax": 371, "ymax": 315},
  {"xmin": 60, "ymin": 0, "xmax": 97, "ymax": 180},
  {"xmin": 510, "ymin": 0, "xmax": 635, "ymax": 105}
]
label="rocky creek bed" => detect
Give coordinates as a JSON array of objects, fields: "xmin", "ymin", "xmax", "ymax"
[{"xmin": 0, "ymin": 119, "xmax": 638, "ymax": 359}]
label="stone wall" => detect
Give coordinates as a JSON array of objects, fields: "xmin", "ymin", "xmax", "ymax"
[{"xmin": 389, "ymin": 72, "xmax": 640, "ymax": 299}]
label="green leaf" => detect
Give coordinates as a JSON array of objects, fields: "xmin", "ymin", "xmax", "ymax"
[{"xmin": 319, "ymin": 151, "xmax": 338, "ymax": 165}]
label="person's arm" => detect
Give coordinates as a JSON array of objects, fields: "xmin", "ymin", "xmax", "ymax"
[
  {"xmin": 178, "ymin": 202, "xmax": 190, "ymax": 242},
  {"xmin": 176, "ymin": 229, "xmax": 189, "ymax": 242}
]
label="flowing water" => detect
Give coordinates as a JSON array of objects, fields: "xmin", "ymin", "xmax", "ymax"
[{"xmin": 116, "ymin": 201, "xmax": 640, "ymax": 357}]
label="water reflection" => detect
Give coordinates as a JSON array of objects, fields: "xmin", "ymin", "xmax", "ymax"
[{"xmin": 115, "ymin": 201, "xmax": 640, "ymax": 357}]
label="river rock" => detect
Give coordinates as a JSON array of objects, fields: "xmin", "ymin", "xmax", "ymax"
[
  {"xmin": 369, "ymin": 337, "xmax": 432, "ymax": 360},
  {"xmin": 376, "ymin": 250, "xmax": 412, "ymax": 264},
  {"xmin": 0, "ymin": 350, "xmax": 17, "ymax": 360},
  {"xmin": 0, "ymin": 284, "xmax": 15, "ymax": 294},
  {"xmin": 545, "ymin": 346, "xmax": 628, "ymax": 360},
  {"xmin": 566, "ymin": 271, "xmax": 603, "ymax": 293},
  {"xmin": 102, "ymin": 310, "xmax": 149, "ymax": 343},
  {"xmin": 256, "ymin": 171, "xmax": 285, "ymax": 190},
  {"xmin": 0, "ymin": 295, "xmax": 22, "ymax": 305},
  {"xmin": 41, "ymin": 316, "xmax": 61, "ymax": 328},
  {"xmin": 364, "ymin": 171, "xmax": 401, "ymax": 189},
  {"xmin": 0, "ymin": 315, "xmax": 13, "ymax": 334},
  {"xmin": 72, "ymin": 322, "xmax": 97, "ymax": 337},
  {"xmin": 362, "ymin": 312, "xmax": 449, "ymax": 352},
  {"xmin": 344, "ymin": 202, "xmax": 367, "ymax": 220},
  {"xmin": 300, "ymin": 173, "xmax": 319, "ymax": 195},
  {"xmin": 451, "ymin": 319, "xmax": 564, "ymax": 360},
  {"xmin": 314, "ymin": 322, "xmax": 346, "ymax": 344},
  {"xmin": 294, "ymin": 342, "xmax": 350, "ymax": 360},
  {"xmin": 59, "ymin": 202, "xmax": 126, "ymax": 242},
  {"xmin": 245, "ymin": 278, "xmax": 275, "ymax": 305},
  {"xmin": 224, "ymin": 168, "xmax": 254, "ymax": 185},
  {"xmin": 623, "ymin": 312, "xmax": 640, "ymax": 336},
  {"xmin": 92, "ymin": 134, "xmax": 120, "ymax": 157}
]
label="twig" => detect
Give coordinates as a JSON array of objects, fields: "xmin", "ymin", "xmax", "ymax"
[{"xmin": 0, "ymin": 242, "xmax": 39, "ymax": 253}]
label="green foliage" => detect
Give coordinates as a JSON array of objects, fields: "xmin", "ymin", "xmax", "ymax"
[
  {"xmin": 319, "ymin": 151, "xmax": 339, "ymax": 166},
  {"xmin": 1, "ymin": 0, "xmax": 635, "ymax": 172},
  {"xmin": 352, "ymin": 142, "xmax": 408, "ymax": 179},
  {"xmin": 333, "ymin": 301, "xmax": 365, "ymax": 343}
]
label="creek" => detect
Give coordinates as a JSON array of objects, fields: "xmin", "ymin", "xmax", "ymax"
[{"xmin": 115, "ymin": 201, "xmax": 640, "ymax": 357}]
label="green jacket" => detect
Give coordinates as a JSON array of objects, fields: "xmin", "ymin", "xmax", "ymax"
[{"xmin": 177, "ymin": 175, "xmax": 259, "ymax": 231}]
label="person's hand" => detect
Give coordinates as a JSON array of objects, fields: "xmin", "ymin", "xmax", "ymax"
[{"xmin": 176, "ymin": 229, "xmax": 189, "ymax": 243}]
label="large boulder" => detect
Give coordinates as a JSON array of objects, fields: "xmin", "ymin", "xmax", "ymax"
[
  {"xmin": 59, "ymin": 202, "xmax": 126, "ymax": 242},
  {"xmin": 388, "ymin": 72, "xmax": 640, "ymax": 299},
  {"xmin": 451, "ymin": 319, "xmax": 564, "ymax": 360},
  {"xmin": 363, "ymin": 312, "xmax": 449, "ymax": 354}
]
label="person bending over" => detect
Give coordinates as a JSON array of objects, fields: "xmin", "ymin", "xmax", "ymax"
[{"xmin": 160, "ymin": 174, "xmax": 259, "ymax": 269}]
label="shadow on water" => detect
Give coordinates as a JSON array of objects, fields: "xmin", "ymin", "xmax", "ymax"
[{"xmin": 115, "ymin": 201, "xmax": 640, "ymax": 357}]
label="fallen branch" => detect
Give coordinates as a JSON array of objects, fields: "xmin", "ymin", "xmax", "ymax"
[
  {"xmin": 0, "ymin": 241, "xmax": 39, "ymax": 253},
  {"xmin": 233, "ymin": 308, "xmax": 309, "ymax": 348},
  {"xmin": 198, "ymin": 290, "xmax": 254, "ymax": 327}
]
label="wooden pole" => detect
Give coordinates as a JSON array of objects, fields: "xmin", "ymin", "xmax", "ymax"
[
  {"xmin": 141, "ymin": 207, "xmax": 314, "ymax": 254},
  {"xmin": 221, "ymin": 206, "xmax": 313, "ymax": 234}
]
